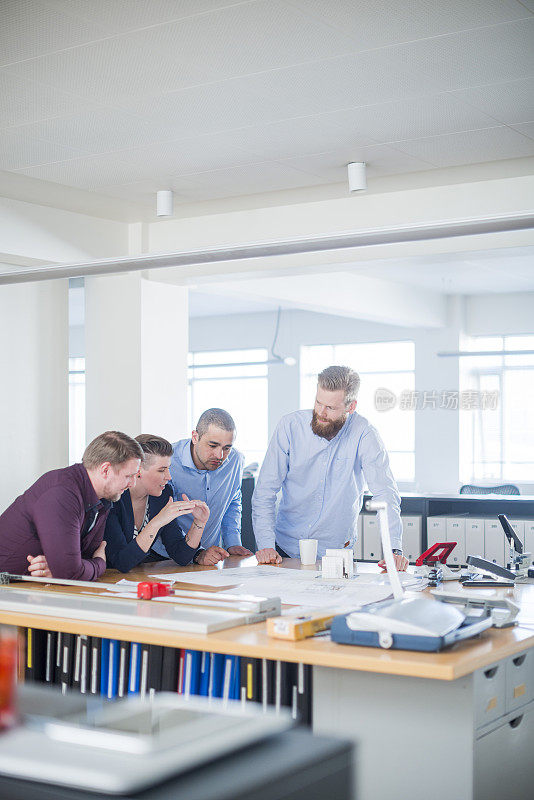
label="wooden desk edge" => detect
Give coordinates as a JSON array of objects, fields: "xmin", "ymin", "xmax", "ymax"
[{"xmin": 3, "ymin": 608, "xmax": 533, "ymax": 682}]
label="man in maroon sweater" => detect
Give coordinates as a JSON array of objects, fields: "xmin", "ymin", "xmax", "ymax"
[{"xmin": 0, "ymin": 431, "xmax": 143, "ymax": 581}]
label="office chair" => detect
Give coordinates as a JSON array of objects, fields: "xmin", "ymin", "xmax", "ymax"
[{"xmin": 459, "ymin": 484, "xmax": 520, "ymax": 495}]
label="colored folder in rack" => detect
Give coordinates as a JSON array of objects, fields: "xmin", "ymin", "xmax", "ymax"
[
  {"xmin": 208, "ymin": 652, "xmax": 225, "ymax": 699},
  {"xmin": 222, "ymin": 654, "xmax": 240, "ymax": 701},
  {"xmin": 128, "ymin": 643, "xmax": 142, "ymax": 696},
  {"xmin": 161, "ymin": 647, "xmax": 180, "ymax": 692},
  {"xmin": 107, "ymin": 639, "xmax": 120, "ymax": 699},
  {"xmin": 117, "ymin": 641, "xmax": 130, "ymax": 698},
  {"xmin": 182, "ymin": 650, "xmax": 201, "ymax": 696},
  {"xmin": 198, "ymin": 650, "xmax": 210, "ymax": 697},
  {"xmin": 89, "ymin": 637, "xmax": 101, "ymax": 695},
  {"xmin": 147, "ymin": 645, "xmax": 163, "ymax": 697}
]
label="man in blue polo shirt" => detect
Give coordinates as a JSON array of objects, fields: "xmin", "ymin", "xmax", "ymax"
[{"xmin": 170, "ymin": 409, "xmax": 253, "ymax": 566}]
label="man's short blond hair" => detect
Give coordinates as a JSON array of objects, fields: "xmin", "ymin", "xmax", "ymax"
[
  {"xmin": 318, "ymin": 365, "xmax": 360, "ymax": 406},
  {"xmin": 82, "ymin": 431, "xmax": 143, "ymax": 470}
]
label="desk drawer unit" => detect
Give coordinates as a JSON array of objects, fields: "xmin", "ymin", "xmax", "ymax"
[
  {"xmin": 474, "ymin": 700, "xmax": 534, "ymax": 800},
  {"xmin": 505, "ymin": 649, "xmax": 534, "ymax": 713},
  {"xmin": 474, "ymin": 660, "xmax": 506, "ymax": 727}
]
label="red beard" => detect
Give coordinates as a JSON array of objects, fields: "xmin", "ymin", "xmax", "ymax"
[{"xmin": 311, "ymin": 410, "xmax": 347, "ymax": 440}]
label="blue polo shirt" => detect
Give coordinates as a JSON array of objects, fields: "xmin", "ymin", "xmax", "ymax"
[{"xmin": 169, "ymin": 439, "xmax": 244, "ymax": 550}]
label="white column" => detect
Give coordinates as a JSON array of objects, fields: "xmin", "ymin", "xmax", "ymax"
[
  {"xmin": 85, "ymin": 273, "xmax": 188, "ymax": 443},
  {"xmin": 414, "ymin": 296, "xmax": 464, "ymax": 493},
  {"xmin": 0, "ymin": 279, "xmax": 68, "ymax": 511}
]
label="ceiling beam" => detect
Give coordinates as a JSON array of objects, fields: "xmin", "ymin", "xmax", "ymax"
[{"xmin": 0, "ymin": 213, "xmax": 532, "ymax": 285}]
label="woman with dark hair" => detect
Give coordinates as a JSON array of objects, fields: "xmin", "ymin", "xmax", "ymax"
[{"xmin": 105, "ymin": 434, "xmax": 209, "ymax": 572}]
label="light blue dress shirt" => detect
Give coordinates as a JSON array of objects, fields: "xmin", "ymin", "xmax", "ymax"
[
  {"xmin": 170, "ymin": 439, "xmax": 245, "ymax": 550},
  {"xmin": 252, "ymin": 410, "xmax": 402, "ymax": 558}
]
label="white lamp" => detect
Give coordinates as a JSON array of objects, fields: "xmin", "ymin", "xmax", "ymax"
[
  {"xmin": 347, "ymin": 162, "xmax": 367, "ymax": 192},
  {"xmin": 156, "ymin": 190, "xmax": 174, "ymax": 217}
]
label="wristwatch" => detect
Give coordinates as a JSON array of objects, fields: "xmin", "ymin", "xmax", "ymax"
[
  {"xmin": 193, "ymin": 549, "xmax": 205, "ymax": 564},
  {"xmin": 392, "ymin": 549, "xmax": 403, "ymax": 556}
]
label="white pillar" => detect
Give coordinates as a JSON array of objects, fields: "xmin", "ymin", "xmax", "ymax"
[
  {"xmin": 415, "ymin": 296, "xmax": 464, "ymax": 494},
  {"xmin": 0, "ymin": 280, "xmax": 68, "ymax": 511},
  {"xmin": 85, "ymin": 273, "xmax": 188, "ymax": 443}
]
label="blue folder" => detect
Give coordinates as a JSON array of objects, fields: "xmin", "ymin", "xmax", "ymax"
[
  {"xmin": 183, "ymin": 650, "xmax": 201, "ymax": 696},
  {"xmin": 222, "ymin": 654, "xmax": 240, "ymax": 702},
  {"xmin": 107, "ymin": 639, "xmax": 120, "ymax": 699},
  {"xmin": 209, "ymin": 652, "xmax": 225, "ymax": 699},
  {"xmin": 199, "ymin": 651, "xmax": 210, "ymax": 696},
  {"xmin": 100, "ymin": 639, "xmax": 109, "ymax": 696}
]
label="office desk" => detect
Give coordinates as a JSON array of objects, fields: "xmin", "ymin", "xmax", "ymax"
[
  {"xmin": 3, "ymin": 685, "xmax": 353, "ymax": 800},
  {"xmin": 1, "ymin": 559, "xmax": 533, "ymax": 800}
]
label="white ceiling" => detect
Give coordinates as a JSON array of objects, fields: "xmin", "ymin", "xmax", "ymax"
[
  {"xmin": 189, "ymin": 244, "xmax": 534, "ymax": 316},
  {"xmin": 2, "ymin": 0, "xmax": 534, "ymax": 210}
]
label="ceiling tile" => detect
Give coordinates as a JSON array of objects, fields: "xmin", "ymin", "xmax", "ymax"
[
  {"xmin": 281, "ymin": 144, "xmax": 432, "ymax": 182},
  {"xmin": 226, "ymin": 116, "xmax": 377, "ymax": 161},
  {"xmin": 172, "ymin": 161, "xmax": 327, "ymax": 200},
  {"xmin": 393, "ymin": 126, "xmax": 534, "ymax": 166},
  {"xmin": 117, "ymin": 132, "xmax": 264, "ymax": 178},
  {"xmin": 7, "ymin": 32, "xmax": 212, "ymax": 104},
  {"xmin": 16, "ymin": 152, "xmax": 148, "ymax": 189},
  {"xmin": 133, "ymin": 0, "xmax": 358, "ymax": 83},
  {"xmin": 0, "ymin": 130, "xmax": 88, "ymax": 170},
  {"xmin": 389, "ymin": 18, "xmax": 534, "ymax": 92},
  {"xmin": 325, "ymin": 94, "xmax": 498, "ymax": 144},
  {"xmin": 288, "ymin": 0, "xmax": 532, "ymax": 50},
  {"xmin": 40, "ymin": 0, "xmax": 241, "ymax": 34},
  {"xmin": 97, "ymin": 179, "xmax": 195, "ymax": 206},
  {"xmin": 0, "ymin": 70, "xmax": 99, "ymax": 127},
  {"xmin": 510, "ymin": 122, "xmax": 534, "ymax": 140},
  {"xmin": 10, "ymin": 107, "xmax": 174, "ymax": 152},
  {"xmin": 1, "ymin": 0, "xmax": 109, "ymax": 66},
  {"xmin": 118, "ymin": 48, "xmax": 441, "ymax": 141},
  {"xmin": 451, "ymin": 78, "xmax": 534, "ymax": 125}
]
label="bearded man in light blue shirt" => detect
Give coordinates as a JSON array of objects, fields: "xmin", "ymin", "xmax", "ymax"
[
  {"xmin": 253, "ymin": 365, "xmax": 408, "ymax": 569},
  {"xmin": 170, "ymin": 408, "xmax": 253, "ymax": 566}
]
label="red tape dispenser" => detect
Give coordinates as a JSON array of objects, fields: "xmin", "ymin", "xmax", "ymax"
[{"xmin": 137, "ymin": 581, "xmax": 173, "ymax": 600}]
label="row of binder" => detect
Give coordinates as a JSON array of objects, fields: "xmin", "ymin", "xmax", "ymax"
[
  {"xmin": 22, "ymin": 628, "xmax": 312, "ymax": 724},
  {"xmin": 426, "ymin": 516, "xmax": 534, "ymax": 567},
  {"xmin": 356, "ymin": 514, "xmax": 422, "ymax": 563},
  {"xmin": 357, "ymin": 513, "xmax": 534, "ymax": 567}
]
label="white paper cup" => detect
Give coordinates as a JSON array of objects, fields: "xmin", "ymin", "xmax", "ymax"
[{"xmin": 299, "ymin": 538, "xmax": 318, "ymax": 565}]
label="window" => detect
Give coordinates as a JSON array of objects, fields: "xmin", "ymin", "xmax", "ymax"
[
  {"xmin": 188, "ymin": 349, "xmax": 269, "ymax": 468},
  {"xmin": 300, "ymin": 342, "xmax": 415, "ymax": 481},
  {"xmin": 460, "ymin": 335, "xmax": 534, "ymax": 483},
  {"xmin": 69, "ymin": 357, "xmax": 86, "ymax": 464}
]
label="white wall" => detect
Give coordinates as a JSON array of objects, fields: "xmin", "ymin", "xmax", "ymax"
[
  {"xmin": 189, "ymin": 290, "xmax": 534, "ymax": 494},
  {"xmin": 0, "ymin": 196, "xmax": 128, "ymax": 264},
  {"xmin": 0, "ymin": 279, "xmax": 69, "ymax": 512},
  {"xmin": 466, "ymin": 292, "xmax": 534, "ymax": 336}
]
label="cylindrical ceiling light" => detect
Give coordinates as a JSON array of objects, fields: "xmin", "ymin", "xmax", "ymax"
[
  {"xmin": 156, "ymin": 190, "xmax": 174, "ymax": 216},
  {"xmin": 347, "ymin": 162, "xmax": 367, "ymax": 192}
]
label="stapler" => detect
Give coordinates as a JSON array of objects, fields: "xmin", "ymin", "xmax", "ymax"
[
  {"xmin": 413, "ymin": 542, "xmax": 463, "ymax": 586},
  {"xmin": 461, "ymin": 514, "xmax": 532, "ymax": 587},
  {"xmin": 500, "ymin": 514, "xmax": 532, "ymax": 581}
]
